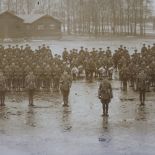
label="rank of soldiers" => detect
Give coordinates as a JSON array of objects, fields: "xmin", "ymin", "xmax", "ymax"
[{"xmin": 0, "ymin": 43, "xmax": 154, "ymax": 116}]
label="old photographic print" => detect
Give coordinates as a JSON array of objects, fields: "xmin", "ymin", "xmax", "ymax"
[{"xmin": 0, "ymin": 0, "xmax": 155, "ymax": 155}]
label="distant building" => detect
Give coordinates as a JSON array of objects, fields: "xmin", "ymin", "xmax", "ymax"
[
  {"xmin": 0, "ymin": 11, "xmax": 25, "ymax": 39},
  {"xmin": 0, "ymin": 11, "xmax": 62, "ymax": 39}
]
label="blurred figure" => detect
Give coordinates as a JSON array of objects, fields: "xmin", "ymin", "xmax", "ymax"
[
  {"xmin": 137, "ymin": 70, "xmax": 147, "ymax": 106},
  {"xmin": 98, "ymin": 77, "xmax": 113, "ymax": 117},
  {"xmin": 60, "ymin": 71, "xmax": 72, "ymax": 107},
  {"xmin": 25, "ymin": 72, "xmax": 36, "ymax": 106},
  {"xmin": 0, "ymin": 71, "xmax": 6, "ymax": 106},
  {"xmin": 71, "ymin": 66, "xmax": 79, "ymax": 80}
]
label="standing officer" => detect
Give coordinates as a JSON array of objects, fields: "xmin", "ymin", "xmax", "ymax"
[
  {"xmin": 60, "ymin": 71, "xmax": 72, "ymax": 107},
  {"xmin": 0, "ymin": 71, "xmax": 6, "ymax": 106},
  {"xmin": 98, "ymin": 77, "xmax": 113, "ymax": 117},
  {"xmin": 25, "ymin": 72, "xmax": 36, "ymax": 106}
]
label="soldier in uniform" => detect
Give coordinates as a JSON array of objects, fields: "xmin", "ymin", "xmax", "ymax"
[
  {"xmin": 98, "ymin": 77, "xmax": 113, "ymax": 116},
  {"xmin": 79, "ymin": 46, "xmax": 85, "ymax": 55},
  {"xmin": 62, "ymin": 48, "xmax": 69, "ymax": 62},
  {"xmin": 137, "ymin": 69, "xmax": 147, "ymax": 106},
  {"xmin": 0, "ymin": 71, "xmax": 7, "ymax": 106},
  {"xmin": 141, "ymin": 44, "xmax": 147, "ymax": 53},
  {"xmin": 120, "ymin": 65, "xmax": 129, "ymax": 91},
  {"xmin": 53, "ymin": 64, "xmax": 62, "ymax": 92},
  {"xmin": 25, "ymin": 72, "xmax": 36, "ymax": 106},
  {"xmin": 60, "ymin": 71, "xmax": 72, "ymax": 107},
  {"xmin": 87, "ymin": 58, "xmax": 96, "ymax": 82}
]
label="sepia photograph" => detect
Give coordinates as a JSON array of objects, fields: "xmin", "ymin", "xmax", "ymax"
[{"xmin": 0, "ymin": 0, "xmax": 155, "ymax": 154}]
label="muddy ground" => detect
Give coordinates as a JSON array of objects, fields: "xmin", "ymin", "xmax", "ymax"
[
  {"xmin": 0, "ymin": 77, "xmax": 155, "ymax": 155},
  {"xmin": 1, "ymin": 38, "xmax": 155, "ymax": 155}
]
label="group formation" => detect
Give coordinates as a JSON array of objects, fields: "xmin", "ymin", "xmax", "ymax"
[{"xmin": 0, "ymin": 43, "xmax": 154, "ymax": 115}]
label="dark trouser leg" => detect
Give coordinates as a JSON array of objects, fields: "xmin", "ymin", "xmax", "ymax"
[
  {"xmin": 140, "ymin": 91, "xmax": 142, "ymax": 104},
  {"xmin": 53, "ymin": 79, "xmax": 59, "ymax": 92},
  {"xmin": 105, "ymin": 103, "xmax": 109, "ymax": 116},
  {"xmin": 46, "ymin": 79, "xmax": 50, "ymax": 90},
  {"xmin": 56, "ymin": 80, "xmax": 60, "ymax": 92},
  {"xmin": 109, "ymin": 73, "xmax": 112, "ymax": 80},
  {"xmin": 123, "ymin": 81, "xmax": 127, "ymax": 91},
  {"xmin": 62, "ymin": 90, "xmax": 69, "ymax": 106},
  {"xmin": 0, "ymin": 91, "xmax": 5, "ymax": 106},
  {"xmin": 140, "ymin": 91, "xmax": 145, "ymax": 105},
  {"xmin": 130, "ymin": 78, "xmax": 134, "ymax": 87},
  {"xmin": 102, "ymin": 103, "xmax": 105, "ymax": 116},
  {"xmin": 85, "ymin": 70, "xmax": 89, "ymax": 80},
  {"xmin": 90, "ymin": 72, "xmax": 93, "ymax": 81},
  {"xmin": 73, "ymin": 73, "xmax": 76, "ymax": 80},
  {"xmin": 53, "ymin": 80, "xmax": 56, "ymax": 91},
  {"xmin": 102, "ymin": 99, "xmax": 110, "ymax": 116},
  {"xmin": 0, "ymin": 93, "xmax": 2, "ymax": 106},
  {"xmin": 17, "ymin": 79, "xmax": 20, "ymax": 91},
  {"xmin": 7, "ymin": 79, "xmax": 11, "ymax": 91},
  {"xmin": 2, "ymin": 92, "xmax": 5, "ymax": 106},
  {"xmin": 29, "ymin": 89, "xmax": 34, "ymax": 106},
  {"xmin": 142, "ymin": 91, "xmax": 145, "ymax": 105}
]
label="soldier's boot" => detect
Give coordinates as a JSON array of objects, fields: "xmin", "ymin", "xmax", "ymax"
[
  {"xmin": 63, "ymin": 94, "xmax": 69, "ymax": 107},
  {"xmin": 140, "ymin": 102, "xmax": 144, "ymax": 106},
  {"xmin": 140, "ymin": 100, "xmax": 144, "ymax": 106},
  {"xmin": 29, "ymin": 101, "xmax": 34, "ymax": 106},
  {"xmin": 63, "ymin": 101, "xmax": 69, "ymax": 107}
]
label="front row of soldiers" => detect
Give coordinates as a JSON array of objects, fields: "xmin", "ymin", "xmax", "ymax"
[
  {"xmin": 0, "ymin": 68, "xmax": 151, "ymax": 117},
  {"xmin": 0, "ymin": 67, "xmax": 113, "ymax": 116},
  {"xmin": 0, "ymin": 70, "xmax": 73, "ymax": 107}
]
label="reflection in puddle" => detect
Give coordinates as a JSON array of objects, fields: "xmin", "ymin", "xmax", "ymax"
[
  {"xmin": 135, "ymin": 106, "xmax": 148, "ymax": 121},
  {"xmin": 26, "ymin": 107, "xmax": 36, "ymax": 127},
  {"xmin": 62, "ymin": 107, "xmax": 72, "ymax": 132}
]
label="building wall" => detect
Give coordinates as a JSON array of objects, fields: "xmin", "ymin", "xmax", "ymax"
[
  {"xmin": 0, "ymin": 12, "xmax": 62, "ymax": 39},
  {"xmin": 0, "ymin": 13, "xmax": 25, "ymax": 38},
  {"xmin": 29, "ymin": 16, "xmax": 61, "ymax": 37}
]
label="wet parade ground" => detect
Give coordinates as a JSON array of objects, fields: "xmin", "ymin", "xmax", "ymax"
[
  {"xmin": 0, "ymin": 77, "xmax": 155, "ymax": 155},
  {"xmin": 0, "ymin": 38, "xmax": 155, "ymax": 155}
]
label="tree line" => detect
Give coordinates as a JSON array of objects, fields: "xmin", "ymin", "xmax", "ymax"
[{"xmin": 0, "ymin": 0, "xmax": 153, "ymax": 36}]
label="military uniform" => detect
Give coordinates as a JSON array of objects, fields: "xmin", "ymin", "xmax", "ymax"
[
  {"xmin": 0, "ymin": 72, "xmax": 6, "ymax": 106},
  {"xmin": 60, "ymin": 72, "xmax": 72, "ymax": 107},
  {"xmin": 53, "ymin": 65, "xmax": 62, "ymax": 92},
  {"xmin": 25, "ymin": 72, "xmax": 36, "ymax": 106},
  {"xmin": 137, "ymin": 70, "xmax": 147, "ymax": 106},
  {"xmin": 98, "ymin": 78, "xmax": 113, "ymax": 116}
]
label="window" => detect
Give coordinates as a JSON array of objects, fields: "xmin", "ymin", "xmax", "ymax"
[
  {"xmin": 37, "ymin": 25, "xmax": 44, "ymax": 30},
  {"xmin": 49, "ymin": 24, "xmax": 55, "ymax": 30}
]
